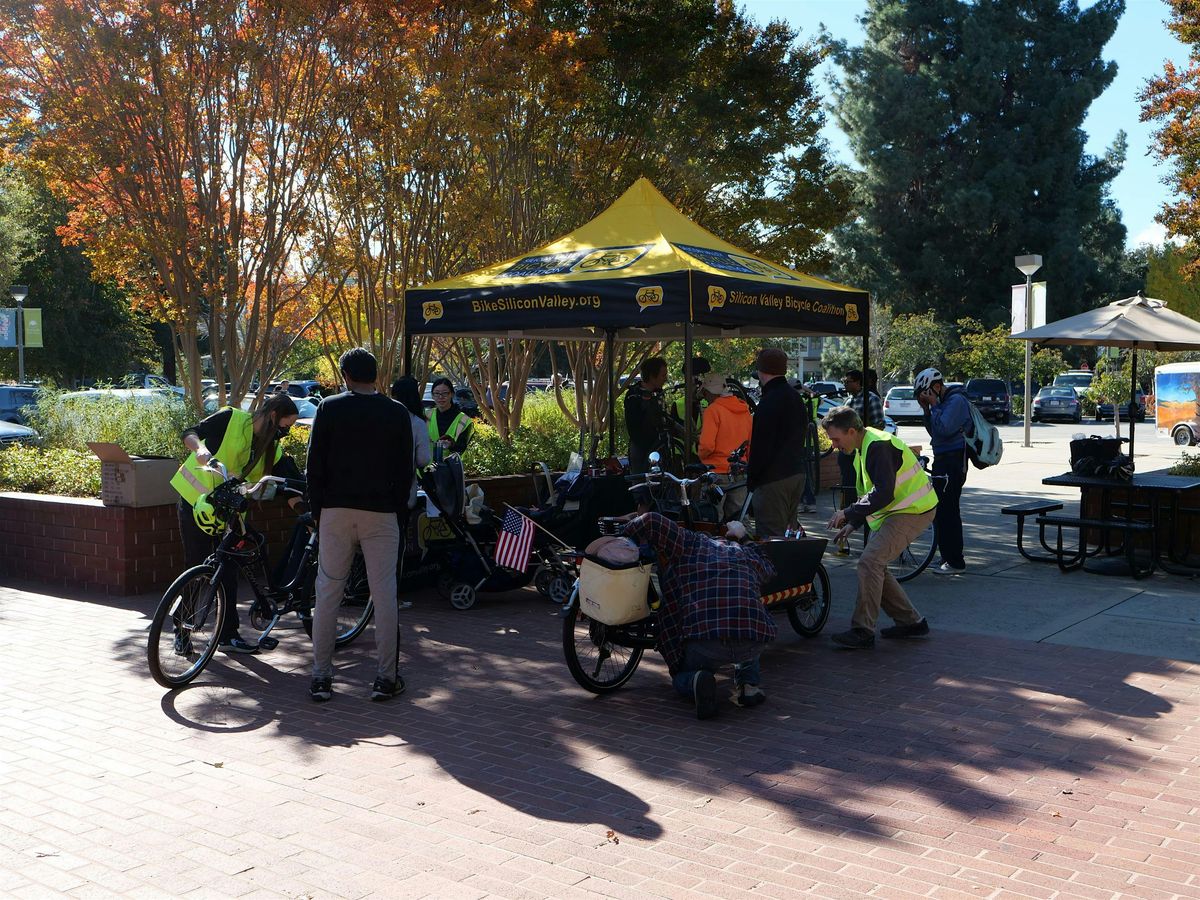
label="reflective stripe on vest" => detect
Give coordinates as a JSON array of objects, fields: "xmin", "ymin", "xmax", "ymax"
[
  {"xmin": 429, "ymin": 409, "xmax": 470, "ymax": 444},
  {"xmin": 170, "ymin": 407, "xmax": 280, "ymax": 506},
  {"xmin": 853, "ymin": 427, "xmax": 938, "ymax": 531}
]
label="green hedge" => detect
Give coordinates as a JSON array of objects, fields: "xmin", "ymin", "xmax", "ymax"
[
  {"xmin": 28, "ymin": 388, "xmax": 198, "ymax": 458},
  {"xmin": 0, "ymin": 446, "xmax": 101, "ymax": 497},
  {"xmin": 1169, "ymin": 452, "xmax": 1200, "ymax": 477}
]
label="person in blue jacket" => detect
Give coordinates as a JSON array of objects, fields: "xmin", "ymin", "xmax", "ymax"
[{"xmin": 916, "ymin": 367, "xmax": 971, "ymax": 574}]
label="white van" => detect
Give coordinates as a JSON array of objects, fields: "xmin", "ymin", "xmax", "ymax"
[{"xmin": 1154, "ymin": 362, "xmax": 1200, "ymax": 446}]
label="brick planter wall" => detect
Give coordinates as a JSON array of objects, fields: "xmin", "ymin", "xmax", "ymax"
[
  {"xmin": 0, "ymin": 475, "xmax": 544, "ymax": 597},
  {"xmin": 0, "ymin": 493, "xmax": 298, "ymax": 596}
]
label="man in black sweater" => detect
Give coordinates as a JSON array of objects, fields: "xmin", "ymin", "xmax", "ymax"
[
  {"xmin": 307, "ymin": 348, "xmax": 413, "ymax": 702},
  {"xmin": 624, "ymin": 356, "xmax": 670, "ymax": 474},
  {"xmin": 748, "ymin": 347, "xmax": 808, "ymax": 537}
]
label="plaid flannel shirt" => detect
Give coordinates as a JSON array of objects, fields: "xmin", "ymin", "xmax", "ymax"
[
  {"xmin": 623, "ymin": 513, "xmax": 777, "ymax": 673},
  {"xmin": 851, "ymin": 390, "xmax": 885, "ymax": 429}
]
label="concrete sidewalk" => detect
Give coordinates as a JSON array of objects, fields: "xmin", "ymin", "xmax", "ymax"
[{"xmin": 1, "ymin": 427, "xmax": 1199, "ymax": 898}]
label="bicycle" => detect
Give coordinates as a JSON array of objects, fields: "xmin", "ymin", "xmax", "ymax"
[
  {"xmin": 146, "ymin": 468, "xmax": 372, "ymax": 688},
  {"xmin": 562, "ymin": 454, "xmax": 832, "ymax": 693},
  {"xmin": 878, "ymin": 455, "xmax": 947, "ymax": 583}
]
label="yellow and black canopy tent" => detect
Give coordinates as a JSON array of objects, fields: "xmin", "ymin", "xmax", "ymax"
[
  {"xmin": 404, "ymin": 177, "xmax": 870, "ymax": 455},
  {"xmin": 406, "ymin": 177, "xmax": 869, "ymax": 341}
]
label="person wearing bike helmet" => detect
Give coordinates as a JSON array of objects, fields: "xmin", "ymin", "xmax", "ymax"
[
  {"xmin": 916, "ymin": 366, "xmax": 971, "ymax": 574},
  {"xmin": 171, "ymin": 391, "xmax": 304, "ymax": 654},
  {"xmin": 821, "ymin": 406, "xmax": 936, "ymax": 649}
]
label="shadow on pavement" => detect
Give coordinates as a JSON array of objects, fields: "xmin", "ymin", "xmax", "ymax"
[{"xmin": 121, "ymin": 589, "xmax": 1177, "ymax": 844}]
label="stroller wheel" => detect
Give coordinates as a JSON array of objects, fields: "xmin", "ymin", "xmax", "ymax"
[
  {"xmin": 547, "ymin": 574, "xmax": 574, "ymax": 605},
  {"xmin": 534, "ymin": 568, "xmax": 554, "ymax": 596},
  {"xmin": 449, "ymin": 582, "xmax": 477, "ymax": 610}
]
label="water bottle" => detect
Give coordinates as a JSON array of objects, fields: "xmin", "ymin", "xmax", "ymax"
[{"xmin": 433, "ymin": 441, "xmax": 444, "ymax": 464}]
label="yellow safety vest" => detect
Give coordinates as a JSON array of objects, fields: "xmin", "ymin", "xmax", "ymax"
[
  {"xmin": 170, "ymin": 407, "xmax": 281, "ymax": 506},
  {"xmin": 853, "ymin": 427, "xmax": 938, "ymax": 531},
  {"xmin": 428, "ymin": 409, "xmax": 472, "ymax": 447}
]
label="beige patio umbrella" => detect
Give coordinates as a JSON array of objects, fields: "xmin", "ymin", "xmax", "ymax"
[{"xmin": 1011, "ymin": 292, "xmax": 1200, "ymax": 455}]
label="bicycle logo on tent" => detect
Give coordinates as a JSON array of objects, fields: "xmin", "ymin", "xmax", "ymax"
[
  {"xmin": 571, "ymin": 245, "xmax": 649, "ymax": 274},
  {"xmin": 422, "ymin": 301, "xmax": 444, "ymax": 323},
  {"xmin": 635, "ymin": 286, "xmax": 663, "ymax": 311}
]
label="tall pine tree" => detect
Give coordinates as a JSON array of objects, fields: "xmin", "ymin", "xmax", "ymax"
[{"xmin": 831, "ymin": 0, "xmax": 1127, "ymax": 326}]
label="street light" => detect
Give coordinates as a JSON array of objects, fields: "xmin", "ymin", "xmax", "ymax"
[
  {"xmin": 1014, "ymin": 255, "xmax": 1042, "ymax": 449},
  {"xmin": 10, "ymin": 285, "xmax": 28, "ymax": 384}
]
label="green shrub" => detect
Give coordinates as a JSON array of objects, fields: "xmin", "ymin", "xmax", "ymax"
[
  {"xmin": 463, "ymin": 392, "xmax": 617, "ymax": 476},
  {"xmin": 1169, "ymin": 451, "xmax": 1200, "ymax": 477},
  {"xmin": 29, "ymin": 388, "xmax": 198, "ymax": 458},
  {"xmin": 0, "ymin": 446, "xmax": 102, "ymax": 497},
  {"xmin": 279, "ymin": 427, "xmax": 309, "ymax": 472}
]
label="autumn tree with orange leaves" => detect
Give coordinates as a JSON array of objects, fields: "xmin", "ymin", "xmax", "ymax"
[
  {"xmin": 0, "ymin": 0, "xmax": 386, "ymax": 402},
  {"xmin": 1142, "ymin": 0, "xmax": 1200, "ymax": 272}
]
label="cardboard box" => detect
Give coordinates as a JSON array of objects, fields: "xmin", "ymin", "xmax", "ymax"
[{"xmin": 87, "ymin": 442, "xmax": 181, "ymax": 508}]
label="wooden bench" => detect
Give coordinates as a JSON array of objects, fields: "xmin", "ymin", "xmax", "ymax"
[
  {"xmin": 1035, "ymin": 514, "xmax": 1156, "ymax": 578},
  {"xmin": 1001, "ymin": 500, "xmax": 1063, "ymax": 564}
]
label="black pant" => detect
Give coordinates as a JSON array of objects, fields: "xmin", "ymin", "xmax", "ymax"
[
  {"xmin": 177, "ymin": 500, "xmax": 241, "ymax": 641},
  {"xmin": 932, "ymin": 449, "xmax": 967, "ymax": 569}
]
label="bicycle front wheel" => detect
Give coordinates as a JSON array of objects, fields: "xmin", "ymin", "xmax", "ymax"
[
  {"xmin": 301, "ymin": 552, "xmax": 373, "ymax": 647},
  {"xmin": 562, "ymin": 591, "xmax": 644, "ymax": 694},
  {"xmin": 147, "ymin": 565, "xmax": 226, "ymax": 689},
  {"xmin": 889, "ymin": 521, "xmax": 937, "ymax": 583}
]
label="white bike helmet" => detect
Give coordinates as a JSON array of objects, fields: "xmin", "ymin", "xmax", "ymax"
[{"xmin": 914, "ymin": 367, "xmax": 943, "ymax": 393}]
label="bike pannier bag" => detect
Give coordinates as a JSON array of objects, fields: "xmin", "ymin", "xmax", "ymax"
[{"xmin": 579, "ymin": 556, "xmax": 650, "ymax": 626}]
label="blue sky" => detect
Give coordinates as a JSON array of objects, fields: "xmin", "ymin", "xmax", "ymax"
[{"xmin": 741, "ymin": 0, "xmax": 1187, "ymax": 248}]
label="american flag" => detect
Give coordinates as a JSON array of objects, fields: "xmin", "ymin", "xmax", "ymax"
[{"xmin": 494, "ymin": 507, "xmax": 535, "ymax": 572}]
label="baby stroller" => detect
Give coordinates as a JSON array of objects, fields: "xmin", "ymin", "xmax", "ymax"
[{"xmin": 416, "ymin": 455, "xmax": 574, "ymax": 610}]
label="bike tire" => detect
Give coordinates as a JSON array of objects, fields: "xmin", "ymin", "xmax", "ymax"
[
  {"xmin": 147, "ymin": 564, "xmax": 226, "ymax": 689},
  {"xmin": 301, "ymin": 553, "xmax": 374, "ymax": 647},
  {"xmin": 891, "ymin": 521, "xmax": 938, "ymax": 583},
  {"xmin": 786, "ymin": 564, "xmax": 831, "ymax": 637},
  {"xmin": 562, "ymin": 591, "xmax": 644, "ymax": 694}
]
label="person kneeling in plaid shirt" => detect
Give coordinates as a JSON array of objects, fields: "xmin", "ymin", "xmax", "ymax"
[{"xmin": 622, "ymin": 513, "xmax": 777, "ymax": 719}]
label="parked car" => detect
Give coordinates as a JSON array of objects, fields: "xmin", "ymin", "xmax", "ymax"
[
  {"xmin": 1095, "ymin": 389, "xmax": 1147, "ymax": 423},
  {"xmin": 122, "ymin": 373, "xmax": 184, "ymax": 396},
  {"xmin": 268, "ymin": 379, "xmax": 324, "ymax": 400},
  {"xmin": 0, "ymin": 419, "xmax": 39, "ymax": 447},
  {"xmin": 1031, "ymin": 386, "xmax": 1082, "ymax": 423},
  {"xmin": 883, "ymin": 385, "xmax": 923, "ymax": 422},
  {"xmin": 805, "ymin": 380, "xmax": 846, "ymax": 398},
  {"xmin": 66, "ymin": 388, "xmax": 182, "ymax": 407},
  {"xmin": 1154, "ymin": 362, "xmax": 1200, "ymax": 446},
  {"xmin": 0, "ymin": 383, "xmax": 39, "ymax": 425},
  {"xmin": 964, "ymin": 377, "xmax": 1012, "ymax": 424},
  {"xmin": 1053, "ymin": 370, "xmax": 1094, "ymax": 393}
]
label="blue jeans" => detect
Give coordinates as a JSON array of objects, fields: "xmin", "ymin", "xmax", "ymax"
[{"xmin": 671, "ymin": 638, "xmax": 766, "ymax": 697}]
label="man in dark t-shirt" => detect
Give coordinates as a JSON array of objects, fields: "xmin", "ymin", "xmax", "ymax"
[
  {"xmin": 624, "ymin": 356, "xmax": 670, "ymax": 474},
  {"xmin": 307, "ymin": 348, "xmax": 412, "ymax": 703}
]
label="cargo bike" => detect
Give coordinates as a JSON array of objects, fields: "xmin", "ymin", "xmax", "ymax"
[{"xmin": 560, "ymin": 459, "xmax": 832, "ymax": 694}]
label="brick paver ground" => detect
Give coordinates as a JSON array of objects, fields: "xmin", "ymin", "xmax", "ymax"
[{"xmin": 2, "ymin": 580, "xmax": 1199, "ymax": 899}]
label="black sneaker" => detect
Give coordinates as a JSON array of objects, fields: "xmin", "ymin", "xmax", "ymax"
[
  {"xmin": 693, "ymin": 671, "xmax": 718, "ymax": 720},
  {"xmin": 219, "ymin": 635, "xmax": 259, "ymax": 654},
  {"xmin": 734, "ymin": 684, "xmax": 767, "ymax": 708},
  {"xmin": 309, "ymin": 677, "xmax": 333, "ymax": 702},
  {"xmin": 831, "ymin": 628, "xmax": 875, "ymax": 650},
  {"xmin": 173, "ymin": 631, "xmax": 193, "ymax": 657},
  {"xmin": 881, "ymin": 618, "xmax": 930, "ymax": 639},
  {"xmin": 370, "ymin": 675, "xmax": 406, "ymax": 702}
]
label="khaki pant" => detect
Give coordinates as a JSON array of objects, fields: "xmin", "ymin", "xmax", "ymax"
[
  {"xmin": 312, "ymin": 507, "xmax": 399, "ymax": 681},
  {"xmin": 852, "ymin": 508, "xmax": 933, "ymax": 632},
  {"xmin": 753, "ymin": 471, "xmax": 805, "ymax": 538}
]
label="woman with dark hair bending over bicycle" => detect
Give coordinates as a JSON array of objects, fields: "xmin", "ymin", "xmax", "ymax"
[
  {"xmin": 821, "ymin": 406, "xmax": 936, "ymax": 651},
  {"xmin": 170, "ymin": 392, "xmax": 304, "ymax": 653}
]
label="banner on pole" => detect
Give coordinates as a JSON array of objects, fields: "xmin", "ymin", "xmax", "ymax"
[
  {"xmin": 0, "ymin": 309, "xmax": 15, "ymax": 348},
  {"xmin": 23, "ymin": 308, "xmax": 43, "ymax": 347},
  {"xmin": 1010, "ymin": 282, "xmax": 1047, "ymax": 334}
]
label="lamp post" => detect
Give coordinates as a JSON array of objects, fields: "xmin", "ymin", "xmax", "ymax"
[
  {"xmin": 10, "ymin": 285, "xmax": 28, "ymax": 384},
  {"xmin": 1014, "ymin": 255, "xmax": 1041, "ymax": 449}
]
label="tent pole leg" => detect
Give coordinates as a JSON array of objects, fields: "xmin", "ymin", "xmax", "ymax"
[
  {"xmin": 862, "ymin": 332, "xmax": 870, "ymax": 420},
  {"xmin": 403, "ymin": 333, "xmax": 413, "ymax": 377},
  {"xmin": 606, "ymin": 330, "xmax": 616, "ymax": 458},
  {"xmin": 683, "ymin": 324, "xmax": 694, "ymax": 472},
  {"xmin": 1129, "ymin": 348, "xmax": 1137, "ymax": 459}
]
